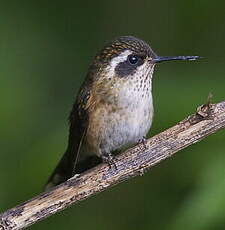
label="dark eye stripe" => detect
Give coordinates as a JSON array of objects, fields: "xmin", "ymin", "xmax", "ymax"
[{"xmin": 115, "ymin": 54, "xmax": 144, "ymax": 77}]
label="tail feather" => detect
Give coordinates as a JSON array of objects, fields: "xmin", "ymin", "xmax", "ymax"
[
  {"xmin": 44, "ymin": 93, "xmax": 97, "ymax": 191},
  {"xmin": 44, "ymin": 149, "xmax": 73, "ymax": 191},
  {"xmin": 44, "ymin": 150, "xmax": 101, "ymax": 191}
]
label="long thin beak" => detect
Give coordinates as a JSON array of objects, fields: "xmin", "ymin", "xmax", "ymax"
[{"xmin": 153, "ymin": 55, "xmax": 200, "ymax": 63}]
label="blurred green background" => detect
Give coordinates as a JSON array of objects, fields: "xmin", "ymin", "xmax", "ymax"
[{"xmin": 0, "ymin": 0, "xmax": 224, "ymax": 229}]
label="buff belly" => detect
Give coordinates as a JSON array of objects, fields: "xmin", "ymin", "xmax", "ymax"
[{"xmin": 86, "ymin": 93, "xmax": 153, "ymax": 157}]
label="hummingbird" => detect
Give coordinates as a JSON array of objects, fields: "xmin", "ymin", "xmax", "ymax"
[{"xmin": 45, "ymin": 36, "xmax": 199, "ymax": 190}]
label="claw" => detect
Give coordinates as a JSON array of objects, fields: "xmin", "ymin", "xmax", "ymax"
[
  {"xmin": 138, "ymin": 136, "xmax": 148, "ymax": 149},
  {"xmin": 102, "ymin": 153, "xmax": 117, "ymax": 170}
]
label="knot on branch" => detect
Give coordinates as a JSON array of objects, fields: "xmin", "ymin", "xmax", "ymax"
[{"xmin": 189, "ymin": 95, "xmax": 214, "ymax": 125}]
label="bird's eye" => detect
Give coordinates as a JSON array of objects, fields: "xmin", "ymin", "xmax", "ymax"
[{"xmin": 128, "ymin": 55, "xmax": 139, "ymax": 65}]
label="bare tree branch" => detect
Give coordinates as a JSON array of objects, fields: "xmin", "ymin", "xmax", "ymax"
[{"xmin": 0, "ymin": 100, "xmax": 225, "ymax": 230}]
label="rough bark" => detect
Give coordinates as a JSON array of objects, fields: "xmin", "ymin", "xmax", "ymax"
[{"xmin": 0, "ymin": 100, "xmax": 225, "ymax": 230}]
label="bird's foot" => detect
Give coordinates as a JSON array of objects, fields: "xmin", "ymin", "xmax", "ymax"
[
  {"xmin": 102, "ymin": 153, "xmax": 117, "ymax": 170},
  {"xmin": 138, "ymin": 136, "xmax": 148, "ymax": 149}
]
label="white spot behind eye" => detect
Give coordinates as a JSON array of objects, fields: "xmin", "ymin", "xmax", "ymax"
[
  {"xmin": 105, "ymin": 50, "xmax": 132, "ymax": 79},
  {"xmin": 110, "ymin": 50, "xmax": 132, "ymax": 67}
]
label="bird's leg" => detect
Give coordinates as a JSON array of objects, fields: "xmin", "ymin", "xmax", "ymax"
[
  {"xmin": 102, "ymin": 152, "xmax": 117, "ymax": 170},
  {"xmin": 138, "ymin": 136, "xmax": 148, "ymax": 149}
]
